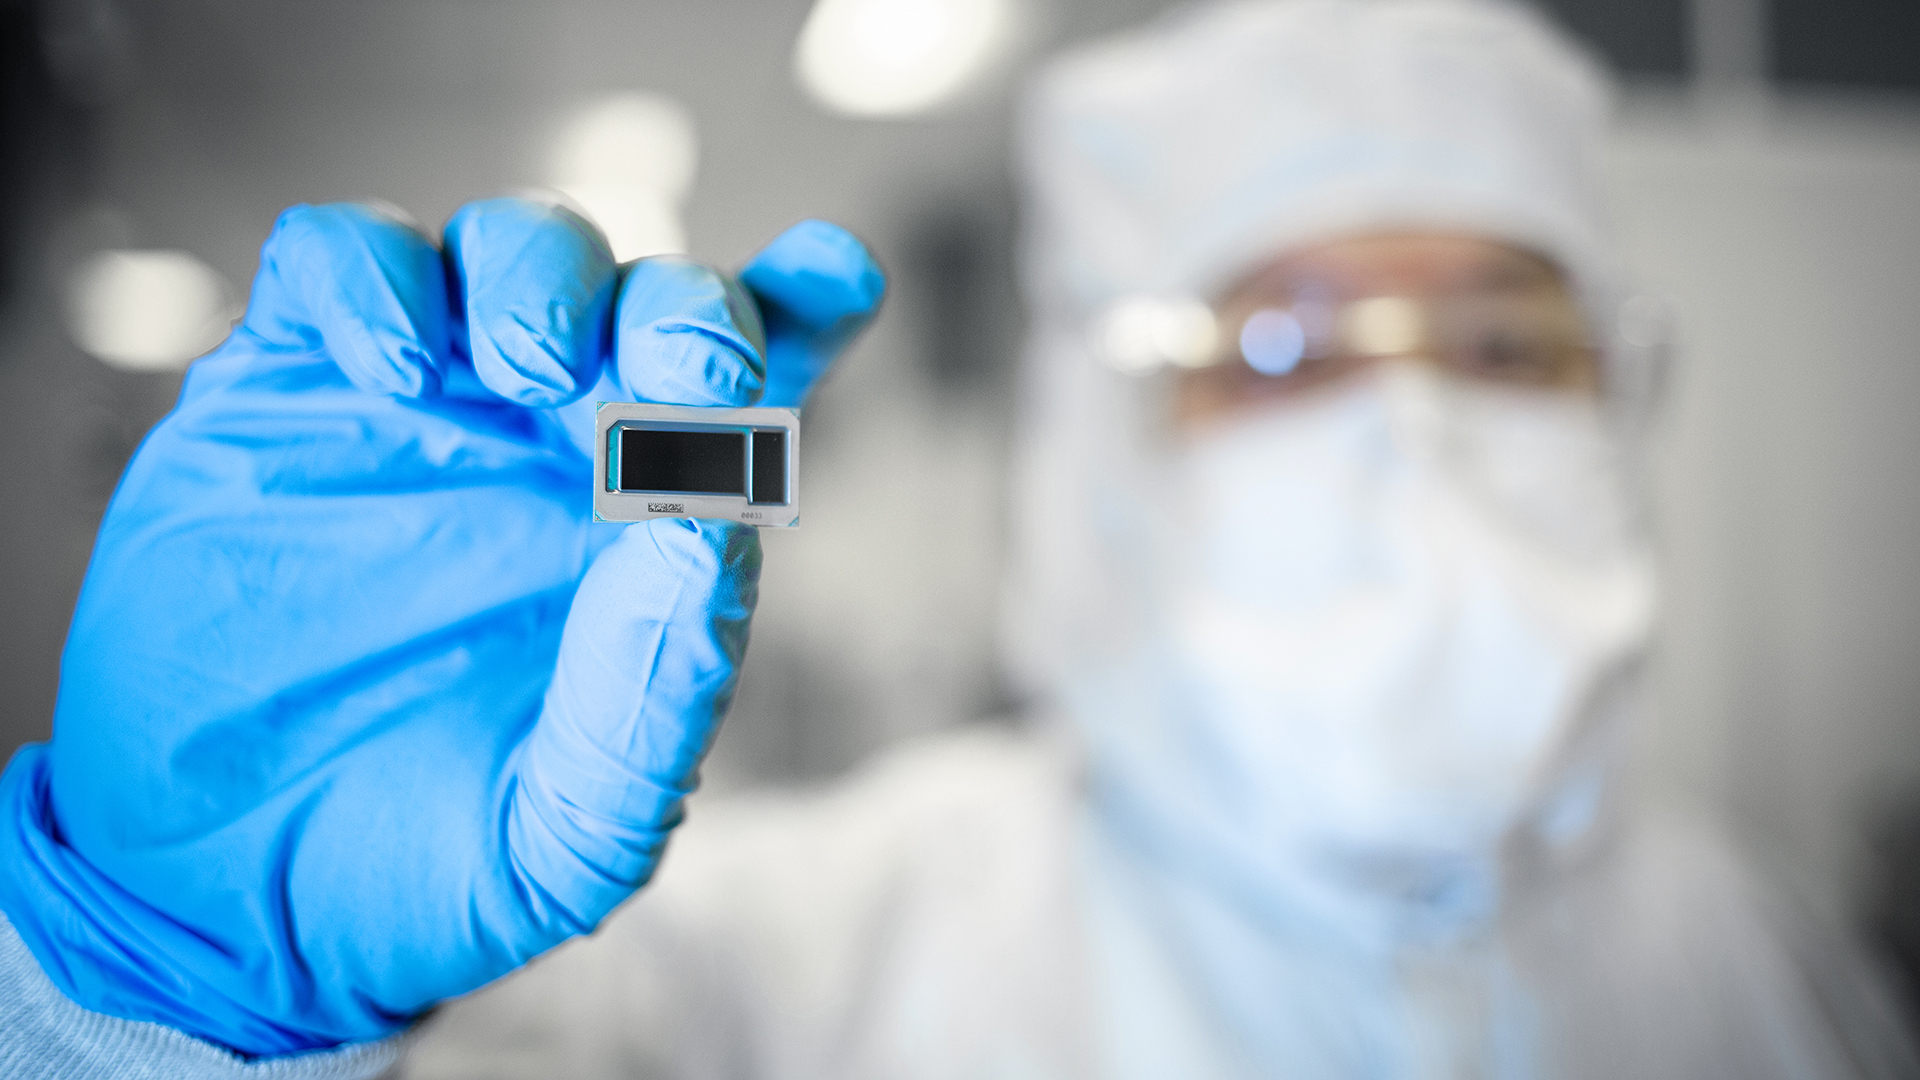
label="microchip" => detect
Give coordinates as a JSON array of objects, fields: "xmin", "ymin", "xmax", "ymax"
[{"xmin": 593, "ymin": 402, "xmax": 799, "ymax": 527}]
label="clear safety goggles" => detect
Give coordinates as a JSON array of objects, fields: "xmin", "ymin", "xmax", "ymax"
[{"xmin": 1092, "ymin": 286, "xmax": 1600, "ymax": 392}]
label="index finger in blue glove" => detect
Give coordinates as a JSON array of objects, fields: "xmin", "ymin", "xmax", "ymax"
[
  {"xmin": 240, "ymin": 202, "xmax": 454, "ymax": 398},
  {"xmin": 613, "ymin": 256, "xmax": 767, "ymax": 408},
  {"xmin": 445, "ymin": 197, "xmax": 617, "ymax": 408},
  {"xmin": 738, "ymin": 219, "xmax": 885, "ymax": 408}
]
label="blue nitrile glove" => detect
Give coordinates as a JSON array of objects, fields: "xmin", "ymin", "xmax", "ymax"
[{"xmin": 0, "ymin": 197, "xmax": 883, "ymax": 1056}]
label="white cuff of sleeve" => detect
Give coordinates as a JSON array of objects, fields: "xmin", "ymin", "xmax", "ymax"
[{"xmin": 0, "ymin": 909, "xmax": 407, "ymax": 1080}]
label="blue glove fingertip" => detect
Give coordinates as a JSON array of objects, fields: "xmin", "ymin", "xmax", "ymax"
[
  {"xmin": 615, "ymin": 258, "xmax": 767, "ymax": 408},
  {"xmin": 245, "ymin": 203, "xmax": 454, "ymax": 398},
  {"xmin": 447, "ymin": 198, "xmax": 617, "ymax": 409},
  {"xmin": 739, "ymin": 220, "xmax": 885, "ymax": 408},
  {"xmin": 739, "ymin": 219, "xmax": 886, "ymax": 327}
]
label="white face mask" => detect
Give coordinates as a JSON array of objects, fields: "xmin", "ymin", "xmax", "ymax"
[{"xmin": 1135, "ymin": 363, "xmax": 1657, "ymax": 917}]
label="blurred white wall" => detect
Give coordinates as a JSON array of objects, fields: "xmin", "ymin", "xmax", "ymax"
[{"xmin": 1609, "ymin": 92, "xmax": 1920, "ymax": 927}]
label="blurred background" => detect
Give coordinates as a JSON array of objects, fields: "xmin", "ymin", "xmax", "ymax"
[{"xmin": 1, "ymin": 0, "xmax": 1917, "ymax": 1024}]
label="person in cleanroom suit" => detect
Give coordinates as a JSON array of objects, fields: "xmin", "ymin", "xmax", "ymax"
[{"xmin": 398, "ymin": 2, "xmax": 1920, "ymax": 1078}]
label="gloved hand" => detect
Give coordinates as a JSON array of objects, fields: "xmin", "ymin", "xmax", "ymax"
[{"xmin": 0, "ymin": 197, "xmax": 883, "ymax": 1056}]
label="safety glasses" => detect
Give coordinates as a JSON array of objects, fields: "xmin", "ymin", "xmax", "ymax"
[{"xmin": 1093, "ymin": 285, "xmax": 1599, "ymax": 394}]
